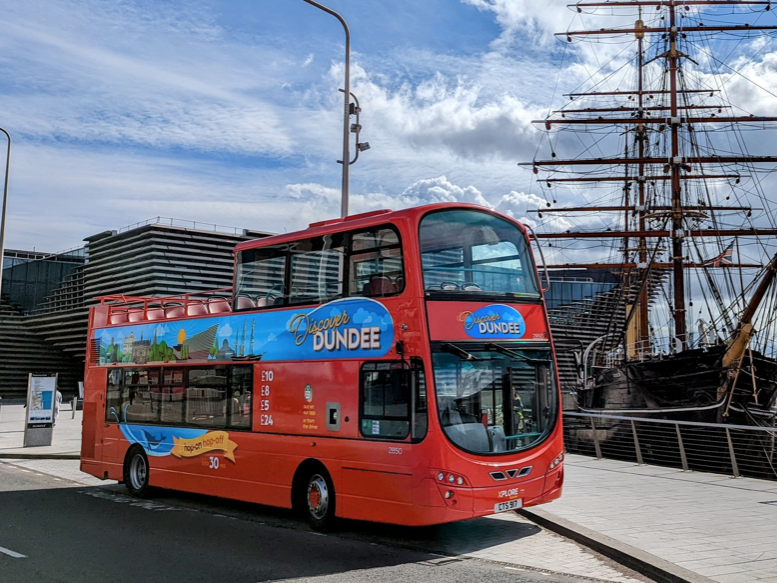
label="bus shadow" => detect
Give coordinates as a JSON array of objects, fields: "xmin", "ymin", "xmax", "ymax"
[
  {"xmin": 142, "ymin": 486, "xmax": 543, "ymax": 559},
  {"xmin": 338, "ymin": 513, "xmax": 543, "ymax": 558}
]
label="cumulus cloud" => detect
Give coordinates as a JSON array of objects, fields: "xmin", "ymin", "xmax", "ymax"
[{"xmin": 397, "ymin": 176, "xmax": 492, "ymax": 207}]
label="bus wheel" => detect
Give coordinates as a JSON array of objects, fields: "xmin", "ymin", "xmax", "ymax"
[
  {"xmin": 123, "ymin": 446, "xmax": 150, "ymax": 498},
  {"xmin": 304, "ymin": 471, "xmax": 336, "ymax": 531}
]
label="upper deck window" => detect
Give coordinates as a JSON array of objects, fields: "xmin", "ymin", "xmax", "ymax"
[
  {"xmin": 349, "ymin": 227, "xmax": 404, "ymax": 298},
  {"xmin": 235, "ymin": 246, "xmax": 288, "ymax": 310},
  {"xmin": 289, "ymin": 234, "xmax": 346, "ymax": 305},
  {"xmin": 235, "ymin": 224, "xmax": 404, "ymax": 310},
  {"xmin": 419, "ymin": 210, "xmax": 539, "ymax": 298}
]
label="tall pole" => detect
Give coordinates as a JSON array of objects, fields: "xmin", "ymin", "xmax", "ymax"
[
  {"xmin": 0, "ymin": 128, "xmax": 10, "ymax": 303},
  {"xmin": 300, "ymin": 0, "xmax": 351, "ymax": 217},
  {"xmin": 668, "ymin": 2, "xmax": 687, "ymax": 350}
]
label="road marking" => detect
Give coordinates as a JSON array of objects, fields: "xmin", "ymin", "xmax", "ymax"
[{"xmin": 0, "ymin": 546, "xmax": 27, "ymax": 558}]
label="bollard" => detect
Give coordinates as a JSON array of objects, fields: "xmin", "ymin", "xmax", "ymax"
[{"xmin": 71, "ymin": 397, "xmax": 77, "ymax": 419}]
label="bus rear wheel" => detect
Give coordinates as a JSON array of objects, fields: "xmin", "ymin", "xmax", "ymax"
[
  {"xmin": 123, "ymin": 446, "xmax": 150, "ymax": 498},
  {"xmin": 302, "ymin": 470, "xmax": 336, "ymax": 531}
]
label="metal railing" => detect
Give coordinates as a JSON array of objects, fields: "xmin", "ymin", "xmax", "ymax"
[
  {"xmin": 564, "ymin": 411, "xmax": 777, "ymax": 481},
  {"xmin": 117, "ymin": 216, "xmax": 246, "ymax": 236}
]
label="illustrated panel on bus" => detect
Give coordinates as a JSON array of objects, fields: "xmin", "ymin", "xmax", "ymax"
[
  {"xmin": 94, "ymin": 298, "xmax": 395, "ymax": 366},
  {"xmin": 426, "ymin": 302, "xmax": 548, "ymax": 342}
]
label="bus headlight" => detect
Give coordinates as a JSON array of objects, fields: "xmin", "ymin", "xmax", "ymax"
[{"xmin": 431, "ymin": 470, "xmax": 469, "ymax": 487}]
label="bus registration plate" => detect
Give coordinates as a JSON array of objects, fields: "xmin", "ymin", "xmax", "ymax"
[{"xmin": 494, "ymin": 499, "xmax": 523, "ymax": 514}]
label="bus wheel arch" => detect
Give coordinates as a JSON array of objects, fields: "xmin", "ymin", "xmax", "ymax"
[
  {"xmin": 292, "ymin": 459, "xmax": 336, "ymax": 531},
  {"xmin": 123, "ymin": 445, "xmax": 150, "ymax": 498}
]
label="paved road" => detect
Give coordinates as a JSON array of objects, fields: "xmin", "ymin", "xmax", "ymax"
[{"xmin": 0, "ymin": 462, "xmax": 637, "ymax": 583}]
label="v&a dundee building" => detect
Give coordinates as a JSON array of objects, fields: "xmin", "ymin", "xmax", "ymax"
[{"xmin": 0, "ymin": 218, "xmax": 270, "ymax": 398}]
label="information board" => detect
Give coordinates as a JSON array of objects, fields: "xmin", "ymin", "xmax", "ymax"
[{"xmin": 23, "ymin": 373, "xmax": 58, "ymax": 447}]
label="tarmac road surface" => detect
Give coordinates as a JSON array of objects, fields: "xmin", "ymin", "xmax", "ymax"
[{"xmin": 0, "ymin": 460, "xmax": 642, "ymax": 583}]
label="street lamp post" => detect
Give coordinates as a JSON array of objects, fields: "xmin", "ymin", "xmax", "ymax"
[
  {"xmin": 299, "ymin": 0, "xmax": 351, "ymax": 218},
  {"xmin": 0, "ymin": 128, "xmax": 10, "ymax": 304}
]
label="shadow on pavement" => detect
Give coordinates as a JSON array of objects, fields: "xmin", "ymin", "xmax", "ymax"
[
  {"xmin": 0, "ymin": 485, "xmax": 441, "ymax": 583},
  {"xmin": 136, "ymin": 484, "xmax": 542, "ymax": 559}
]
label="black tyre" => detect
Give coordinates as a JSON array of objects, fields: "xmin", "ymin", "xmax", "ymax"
[
  {"xmin": 303, "ymin": 470, "xmax": 336, "ymax": 531},
  {"xmin": 123, "ymin": 446, "xmax": 150, "ymax": 498}
]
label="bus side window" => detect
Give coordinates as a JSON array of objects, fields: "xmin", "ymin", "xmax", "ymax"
[
  {"xmin": 360, "ymin": 362, "xmax": 411, "ymax": 440},
  {"xmin": 186, "ymin": 368, "xmax": 228, "ymax": 427},
  {"xmin": 119, "ymin": 369, "xmax": 160, "ymax": 424},
  {"xmin": 228, "ymin": 366, "xmax": 252, "ymax": 429},
  {"xmin": 105, "ymin": 369, "xmax": 123, "ymax": 423},
  {"xmin": 410, "ymin": 359, "xmax": 428, "ymax": 442}
]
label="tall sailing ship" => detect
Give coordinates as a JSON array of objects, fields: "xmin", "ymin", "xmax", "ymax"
[{"xmin": 524, "ymin": 0, "xmax": 777, "ymax": 424}]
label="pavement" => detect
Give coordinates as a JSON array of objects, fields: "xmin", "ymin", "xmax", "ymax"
[{"xmin": 1, "ymin": 399, "xmax": 776, "ymax": 583}]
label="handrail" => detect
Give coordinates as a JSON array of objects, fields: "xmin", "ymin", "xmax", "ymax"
[
  {"xmin": 565, "ymin": 411, "xmax": 777, "ymax": 433},
  {"xmin": 564, "ymin": 410, "xmax": 777, "ymax": 480}
]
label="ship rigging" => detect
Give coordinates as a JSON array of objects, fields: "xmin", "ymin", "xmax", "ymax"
[{"xmin": 523, "ymin": 0, "xmax": 777, "ymax": 421}]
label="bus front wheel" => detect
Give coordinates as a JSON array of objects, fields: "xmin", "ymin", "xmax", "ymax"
[
  {"xmin": 123, "ymin": 446, "xmax": 150, "ymax": 498},
  {"xmin": 302, "ymin": 470, "xmax": 336, "ymax": 531}
]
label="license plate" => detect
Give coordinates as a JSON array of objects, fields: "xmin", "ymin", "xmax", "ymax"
[{"xmin": 494, "ymin": 498, "xmax": 523, "ymax": 513}]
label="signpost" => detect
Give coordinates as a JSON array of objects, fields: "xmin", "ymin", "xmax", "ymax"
[{"xmin": 23, "ymin": 373, "xmax": 58, "ymax": 447}]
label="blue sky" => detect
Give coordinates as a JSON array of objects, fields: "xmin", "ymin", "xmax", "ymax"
[
  {"xmin": 2, "ymin": 0, "xmax": 777, "ymax": 264},
  {"xmin": 1, "ymin": 0, "xmax": 562, "ymax": 251}
]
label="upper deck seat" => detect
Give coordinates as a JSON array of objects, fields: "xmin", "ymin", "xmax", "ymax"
[
  {"xmin": 127, "ymin": 309, "xmax": 145, "ymax": 323},
  {"xmin": 109, "ymin": 311, "xmax": 129, "ymax": 325},
  {"xmin": 207, "ymin": 298, "xmax": 231, "ymax": 314},
  {"xmin": 146, "ymin": 308, "xmax": 165, "ymax": 320},
  {"xmin": 236, "ymin": 296, "xmax": 255, "ymax": 310},
  {"xmin": 364, "ymin": 276, "xmax": 396, "ymax": 297},
  {"xmin": 186, "ymin": 303, "xmax": 209, "ymax": 316},
  {"xmin": 165, "ymin": 305, "xmax": 185, "ymax": 318}
]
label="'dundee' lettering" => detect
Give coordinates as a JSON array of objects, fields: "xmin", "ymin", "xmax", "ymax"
[
  {"xmin": 312, "ymin": 326, "xmax": 381, "ymax": 352},
  {"xmin": 478, "ymin": 321, "xmax": 523, "ymax": 335},
  {"xmin": 289, "ymin": 311, "xmax": 381, "ymax": 352}
]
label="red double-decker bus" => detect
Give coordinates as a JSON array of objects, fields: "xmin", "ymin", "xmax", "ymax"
[{"xmin": 81, "ymin": 203, "xmax": 564, "ymax": 528}]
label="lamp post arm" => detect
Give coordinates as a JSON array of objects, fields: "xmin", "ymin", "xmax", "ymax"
[
  {"xmin": 0, "ymin": 128, "xmax": 10, "ymax": 303},
  {"xmin": 300, "ymin": 0, "xmax": 351, "ymax": 217}
]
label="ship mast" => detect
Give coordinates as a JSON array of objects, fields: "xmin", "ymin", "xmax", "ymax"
[{"xmin": 523, "ymin": 0, "xmax": 777, "ymax": 353}]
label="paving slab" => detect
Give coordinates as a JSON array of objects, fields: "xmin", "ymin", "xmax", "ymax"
[
  {"xmin": 0, "ymin": 398, "xmax": 81, "ymax": 458},
  {"xmin": 524, "ymin": 455, "xmax": 777, "ymax": 583}
]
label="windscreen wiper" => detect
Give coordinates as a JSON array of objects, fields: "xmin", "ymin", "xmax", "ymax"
[
  {"xmin": 485, "ymin": 343, "xmax": 546, "ymax": 364},
  {"xmin": 441, "ymin": 343, "xmax": 483, "ymax": 361}
]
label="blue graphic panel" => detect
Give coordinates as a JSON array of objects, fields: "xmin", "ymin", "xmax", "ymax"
[
  {"xmin": 119, "ymin": 424, "xmax": 207, "ymax": 457},
  {"xmin": 460, "ymin": 304, "xmax": 526, "ymax": 339},
  {"xmin": 96, "ymin": 298, "xmax": 395, "ymax": 365}
]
